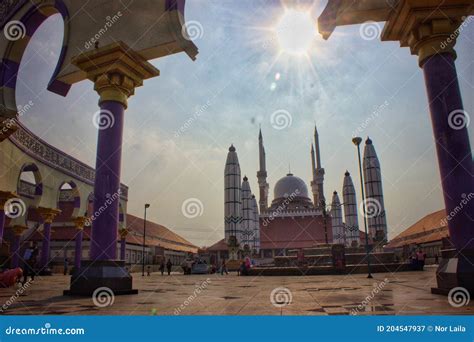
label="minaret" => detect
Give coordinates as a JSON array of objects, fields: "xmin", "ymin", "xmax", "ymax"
[
  {"xmin": 363, "ymin": 137, "xmax": 388, "ymax": 243},
  {"xmin": 310, "ymin": 144, "xmax": 319, "ymax": 206},
  {"xmin": 224, "ymin": 144, "xmax": 242, "ymax": 259},
  {"xmin": 241, "ymin": 176, "xmax": 253, "ymax": 253},
  {"xmin": 343, "ymin": 171, "xmax": 360, "ymax": 247},
  {"xmin": 314, "ymin": 126, "xmax": 325, "ymax": 209},
  {"xmin": 330, "ymin": 191, "xmax": 345, "ymax": 244},
  {"xmin": 251, "ymin": 194, "xmax": 260, "ymax": 254},
  {"xmin": 257, "ymin": 129, "xmax": 269, "ymax": 213}
]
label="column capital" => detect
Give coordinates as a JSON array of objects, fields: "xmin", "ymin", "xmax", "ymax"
[
  {"xmin": 11, "ymin": 225, "xmax": 27, "ymax": 236},
  {"xmin": 381, "ymin": 1, "xmax": 474, "ymax": 66},
  {"xmin": 73, "ymin": 216, "xmax": 87, "ymax": 230},
  {"xmin": 119, "ymin": 228, "xmax": 129, "ymax": 240},
  {"xmin": 72, "ymin": 42, "xmax": 160, "ymax": 108},
  {"xmin": 0, "ymin": 191, "xmax": 18, "ymax": 207},
  {"xmin": 36, "ymin": 207, "xmax": 61, "ymax": 224}
]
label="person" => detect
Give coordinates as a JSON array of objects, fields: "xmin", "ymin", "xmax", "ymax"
[
  {"xmin": 147, "ymin": 265, "xmax": 151, "ymax": 276},
  {"xmin": 22, "ymin": 243, "xmax": 38, "ymax": 285},
  {"xmin": 159, "ymin": 260, "xmax": 165, "ymax": 276},
  {"xmin": 416, "ymin": 249, "xmax": 426, "ymax": 270},
  {"xmin": 220, "ymin": 258, "xmax": 228, "ymax": 275},
  {"xmin": 166, "ymin": 259, "xmax": 172, "ymax": 275},
  {"xmin": 63, "ymin": 258, "xmax": 68, "ymax": 275}
]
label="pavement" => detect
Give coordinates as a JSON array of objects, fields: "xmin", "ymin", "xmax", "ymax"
[{"xmin": 1, "ymin": 266, "xmax": 472, "ymax": 315}]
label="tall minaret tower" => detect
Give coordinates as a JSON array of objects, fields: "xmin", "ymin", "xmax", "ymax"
[
  {"xmin": 224, "ymin": 145, "xmax": 242, "ymax": 259},
  {"xmin": 313, "ymin": 126, "xmax": 325, "ymax": 209},
  {"xmin": 330, "ymin": 191, "xmax": 345, "ymax": 244},
  {"xmin": 363, "ymin": 137, "xmax": 388, "ymax": 243},
  {"xmin": 343, "ymin": 171, "xmax": 360, "ymax": 247},
  {"xmin": 310, "ymin": 144, "xmax": 319, "ymax": 206},
  {"xmin": 257, "ymin": 129, "xmax": 269, "ymax": 213},
  {"xmin": 241, "ymin": 176, "xmax": 253, "ymax": 253},
  {"xmin": 251, "ymin": 194, "xmax": 260, "ymax": 254}
]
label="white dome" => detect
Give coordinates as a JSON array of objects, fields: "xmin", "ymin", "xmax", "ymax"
[{"xmin": 273, "ymin": 173, "xmax": 309, "ymax": 200}]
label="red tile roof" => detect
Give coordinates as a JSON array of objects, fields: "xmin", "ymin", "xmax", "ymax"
[
  {"xmin": 28, "ymin": 213, "xmax": 198, "ymax": 254},
  {"xmin": 386, "ymin": 209, "xmax": 449, "ymax": 248}
]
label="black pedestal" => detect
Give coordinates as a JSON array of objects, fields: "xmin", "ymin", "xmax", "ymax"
[
  {"xmin": 63, "ymin": 260, "xmax": 137, "ymax": 296},
  {"xmin": 431, "ymin": 248, "xmax": 474, "ymax": 295}
]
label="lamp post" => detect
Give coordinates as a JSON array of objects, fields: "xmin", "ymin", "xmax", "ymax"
[
  {"xmin": 142, "ymin": 203, "xmax": 150, "ymax": 277},
  {"xmin": 352, "ymin": 137, "xmax": 372, "ymax": 279}
]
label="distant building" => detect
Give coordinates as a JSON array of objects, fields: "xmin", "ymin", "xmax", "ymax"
[
  {"xmin": 386, "ymin": 209, "xmax": 449, "ymax": 262},
  {"xmin": 28, "ymin": 213, "xmax": 198, "ymax": 270}
]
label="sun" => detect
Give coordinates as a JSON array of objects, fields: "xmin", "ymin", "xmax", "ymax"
[{"xmin": 275, "ymin": 9, "xmax": 316, "ymax": 56}]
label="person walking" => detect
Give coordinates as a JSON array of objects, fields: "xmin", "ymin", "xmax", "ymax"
[
  {"xmin": 166, "ymin": 259, "xmax": 172, "ymax": 275},
  {"xmin": 63, "ymin": 258, "xmax": 69, "ymax": 275},
  {"xmin": 416, "ymin": 249, "xmax": 426, "ymax": 271},
  {"xmin": 22, "ymin": 243, "xmax": 38, "ymax": 285},
  {"xmin": 159, "ymin": 260, "xmax": 165, "ymax": 276},
  {"xmin": 220, "ymin": 258, "xmax": 228, "ymax": 275}
]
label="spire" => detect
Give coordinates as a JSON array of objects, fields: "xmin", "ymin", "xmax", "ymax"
[
  {"xmin": 314, "ymin": 125, "xmax": 322, "ymax": 169},
  {"xmin": 311, "ymin": 144, "xmax": 317, "ymax": 179},
  {"xmin": 258, "ymin": 129, "xmax": 266, "ymax": 172},
  {"xmin": 257, "ymin": 129, "xmax": 269, "ymax": 213}
]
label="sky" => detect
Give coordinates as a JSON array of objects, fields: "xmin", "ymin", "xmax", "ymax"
[{"xmin": 15, "ymin": 0, "xmax": 474, "ymax": 247}]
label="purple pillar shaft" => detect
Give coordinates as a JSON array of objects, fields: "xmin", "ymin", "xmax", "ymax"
[
  {"xmin": 422, "ymin": 53, "xmax": 474, "ymax": 251},
  {"xmin": 40, "ymin": 222, "xmax": 51, "ymax": 268},
  {"xmin": 11, "ymin": 235, "xmax": 21, "ymax": 268},
  {"xmin": 120, "ymin": 238, "xmax": 126, "ymax": 261},
  {"xmin": 90, "ymin": 100, "xmax": 125, "ymax": 260},
  {"xmin": 74, "ymin": 230, "xmax": 83, "ymax": 269},
  {"xmin": 0, "ymin": 210, "xmax": 5, "ymax": 245}
]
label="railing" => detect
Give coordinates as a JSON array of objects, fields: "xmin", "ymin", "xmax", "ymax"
[
  {"xmin": 9, "ymin": 121, "xmax": 129, "ymax": 200},
  {"xmin": 18, "ymin": 180, "xmax": 36, "ymax": 198}
]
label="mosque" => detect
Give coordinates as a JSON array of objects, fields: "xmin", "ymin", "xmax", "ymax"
[{"xmin": 208, "ymin": 127, "xmax": 388, "ymax": 261}]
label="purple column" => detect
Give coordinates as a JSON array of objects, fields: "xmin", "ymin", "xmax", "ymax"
[
  {"xmin": 422, "ymin": 53, "xmax": 474, "ymax": 252},
  {"xmin": 120, "ymin": 238, "xmax": 126, "ymax": 261},
  {"xmin": 11, "ymin": 234, "xmax": 21, "ymax": 268},
  {"xmin": 90, "ymin": 100, "xmax": 125, "ymax": 260},
  {"xmin": 0, "ymin": 210, "xmax": 5, "ymax": 245},
  {"xmin": 74, "ymin": 229, "xmax": 83, "ymax": 269},
  {"xmin": 40, "ymin": 222, "xmax": 52, "ymax": 268}
]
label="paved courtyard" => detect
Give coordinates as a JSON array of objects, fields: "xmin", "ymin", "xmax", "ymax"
[{"xmin": 1, "ymin": 267, "xmax": 472, "ymax": 315}]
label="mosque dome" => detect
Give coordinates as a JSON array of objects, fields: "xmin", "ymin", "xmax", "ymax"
[{"xmin": 273, "ymin": 173, "xmax": 310, "ymax": 200}]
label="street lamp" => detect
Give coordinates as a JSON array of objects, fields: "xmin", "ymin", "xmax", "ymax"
[
  {"xmin": 142, "ymin": 203, "xmax": 150, "ymax": 277},
  {"xmin": 352, "ymin": 137, "xmax": 373, "ymax": 279}
]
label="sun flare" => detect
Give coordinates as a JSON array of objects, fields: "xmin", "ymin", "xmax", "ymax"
[{"xmin": 275, "ymin": 9, "xmax": 316, "ymax": 56}]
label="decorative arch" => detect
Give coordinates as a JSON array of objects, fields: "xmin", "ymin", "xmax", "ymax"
[
  {"xmin": 57, "ymin": 180, "xmax": 80, "ymax": 219},
  {"xmin": 0, "ymin": 0, "xmax": 70, "ymax": 119},
  {"xmin": 17, "ymin": 162, "xmax": 42, "ymax": 202}
]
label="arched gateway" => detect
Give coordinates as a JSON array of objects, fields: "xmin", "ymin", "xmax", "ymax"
[{"xmin": 0, "ymin": 0, "xmax": 198, "ymax": 295}]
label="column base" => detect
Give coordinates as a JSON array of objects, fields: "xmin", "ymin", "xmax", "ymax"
[
  {"xmin": 431, "ymin": 249, "xmax": 474, "ymax": 296},
  {"xmin": 63, "ymin": 260, "xmax": 138, "ymax": 296}
]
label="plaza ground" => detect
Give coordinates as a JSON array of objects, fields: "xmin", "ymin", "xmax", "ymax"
[{"xmin": 1, "ymin": 266, "xmax": 472, "ymax": 315}]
